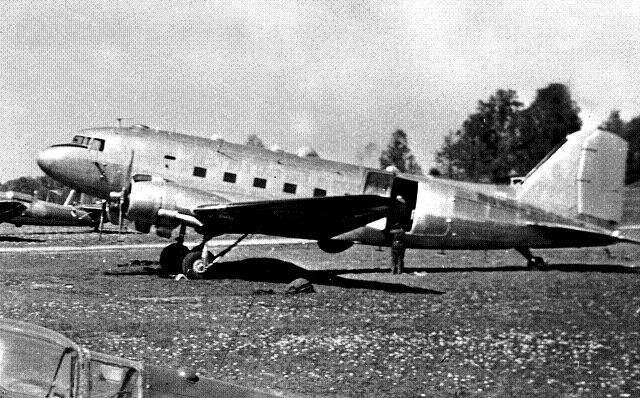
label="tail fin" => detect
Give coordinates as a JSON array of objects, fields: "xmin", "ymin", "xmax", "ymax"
[{"xmin": 516, "ymin": 129, "xmax": 628, "ymax": 227}]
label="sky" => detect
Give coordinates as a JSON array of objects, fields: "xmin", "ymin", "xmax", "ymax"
[{"xmin": 1, "ymin": 0, "xmax": 639, "ymax": 182}]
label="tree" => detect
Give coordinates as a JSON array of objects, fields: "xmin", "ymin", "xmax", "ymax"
[
  {"xmin": 379, "ymin": 129, "xmax": 423, "ymax": 175},
  {"xmin": 515, "ymin": 83, "xmax": 582, "ymax": 175},
  {"xmin": 599, "ymin": 110, "xmax": 625, "ymax": 136},
  {"xmin": 245, "ymin": 134, "xmax": 265, "ymax": 148},
  {"xmin": 436, "ymin": 84, "xmax": 582, "ymax": 183},
  {"xmin": 436, "ymin": 89, "xmax": 523, "ymax": 182}
]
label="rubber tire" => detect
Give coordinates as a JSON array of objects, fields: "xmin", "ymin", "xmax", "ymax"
[
  {"xmin": 159, "ymin": 243, "xmax": 189, "ymax": 275},
  {"xmin": 182, "ymin": 251, "xmax": 206, "ymax": 280}
]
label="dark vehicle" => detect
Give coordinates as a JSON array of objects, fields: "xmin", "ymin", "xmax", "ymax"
[{"xmin": 0, "ymin": 319, "xmax": 282, "ymax": 397}]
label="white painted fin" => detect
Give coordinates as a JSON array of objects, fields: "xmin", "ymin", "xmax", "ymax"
[{"xmin": 516, "ymin": 129, "xmax": 627, "ymax": 227}]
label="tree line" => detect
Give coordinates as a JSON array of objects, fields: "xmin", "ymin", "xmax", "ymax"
[{"xmin": 380, "ymin": 83, "xmax": 640, "ymax": 185}]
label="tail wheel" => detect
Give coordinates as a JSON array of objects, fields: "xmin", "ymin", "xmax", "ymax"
[
  {"xmin": 159, "ymin": 243, "xmax": 189, "ymax": 275},
  {"xmin": 181, "ymin": 251, "xmax": 210, "ymax": 279}
]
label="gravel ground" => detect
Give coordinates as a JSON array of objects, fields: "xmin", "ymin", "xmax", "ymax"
[{"xmin": 0, "ymin": 225, "xmax": 639, "ymax": 397}]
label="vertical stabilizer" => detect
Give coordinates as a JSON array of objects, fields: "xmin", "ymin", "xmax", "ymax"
[{"xmin": 516, "ymin": 129, "xmax": 627, "ymax": 227}]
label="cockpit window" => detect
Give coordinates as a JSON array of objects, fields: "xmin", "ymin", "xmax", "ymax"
[
  {"xmin": 72, "ymin": 135, "xmax": 88, "ymax": 145},
  {"xmin": 71, "ymin": 135, "xmax": 105, "ymax": 151},
  {"xmin": 89, "ymin": 138, "xmax": 105, "ymax": 151}
]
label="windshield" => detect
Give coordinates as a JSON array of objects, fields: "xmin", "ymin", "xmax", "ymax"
[
  {"xmin": 90, "ymin": 358, "xmax": 139, "ymax": 398},
  {"xmin": 0, "ymin": 330, "xmax": 74, "ymax": 397}
]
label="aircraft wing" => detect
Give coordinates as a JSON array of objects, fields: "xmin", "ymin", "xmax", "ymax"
[
  {"xmin": 193, "ymin": 195, "xmax": 392, "ymax": 240},
  {"xmin": 525, "ymin": 221, "xmax": 639, "ymax": 245},
  {"xmin": 0, "ymin": 200, "xmax": 28, "ymax": 223}
]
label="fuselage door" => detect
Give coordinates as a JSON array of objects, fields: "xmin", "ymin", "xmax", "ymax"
[{"xmin": 388, "ymin": 177, "xmax": 418, "ymax": 231}]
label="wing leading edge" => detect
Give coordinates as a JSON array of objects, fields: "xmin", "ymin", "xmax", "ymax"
[{"xmin": 193, "ymin": 195, "xmax": 392, "ymax": 240}]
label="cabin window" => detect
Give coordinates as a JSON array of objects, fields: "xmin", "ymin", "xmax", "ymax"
[
  {"xmin": 89, "ymin": 138, "xmax": 105, "ymax": 151},
  {"xmin": 193, "ymin": 167, "xmax": 207, "ymax": 178},
  {"xmin": 283, "ymin": 183, "xmax": 297, "ymax": 194},
  {"xmin": 164, "ymin": 155, "xmax": 176, "ymax": 160},
  {"xmin": 253, "ymin": 177, "xmax": 267, "ymax": 189},
  {"xmin": 223, "ymin": 172, "xmax": 237, "ymax": 183},
  {"xmin": 313, "ymin": 188, "xmax": 327, "ymax": 197}
]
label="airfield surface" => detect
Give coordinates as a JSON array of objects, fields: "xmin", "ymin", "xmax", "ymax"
[{"xmin": 1, "ymin": 225, "xmax": 639, "ymax": 397}]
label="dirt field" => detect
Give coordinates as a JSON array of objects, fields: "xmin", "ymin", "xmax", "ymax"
[{"xmin": 1, "ymin": 225, "xmax": 639, "ymax": 397}]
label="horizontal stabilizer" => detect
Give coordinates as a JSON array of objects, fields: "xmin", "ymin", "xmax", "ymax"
[{"xmin": 194, "ymin": 195, "xmax": 391, "ymax": 239}]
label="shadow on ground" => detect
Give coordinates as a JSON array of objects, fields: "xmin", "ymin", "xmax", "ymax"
[
  {"xmin": 0, "ymin": 235, "xmax": 45, "ymax": 242},
  {"xmin": 109, "ymin": 257, "xmax": 444, "ymax": 294},
  {"xmin": 389, "ymin": 263, "xmax": 639, "ymax": 274}
]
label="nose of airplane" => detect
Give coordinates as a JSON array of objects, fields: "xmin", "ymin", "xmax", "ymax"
[{"xmin": 37, "ymin": 146, "xmax": 64, "ymax": 176}]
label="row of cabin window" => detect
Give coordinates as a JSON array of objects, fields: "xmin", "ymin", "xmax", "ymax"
[{"xmin": 193, "ymin": 167, "xmax": 327, "ymax": 197}]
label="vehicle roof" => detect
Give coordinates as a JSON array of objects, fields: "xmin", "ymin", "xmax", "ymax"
[{"xmin": 0, "ymin": 318, "xmax": 79, "ymax": 349}]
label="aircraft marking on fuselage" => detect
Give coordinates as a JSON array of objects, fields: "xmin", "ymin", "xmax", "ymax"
[{"xmin": 0, "ymin": 238, "xmax": 312, "ymax": 253}]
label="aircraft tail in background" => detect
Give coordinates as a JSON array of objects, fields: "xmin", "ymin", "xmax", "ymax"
[{"xmin": 516, "ymin": 129, "xmax": 628, "ymax": 228}]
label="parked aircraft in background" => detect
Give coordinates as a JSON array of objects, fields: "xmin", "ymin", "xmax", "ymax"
[
  {"xmin": 0, "ymin": 190, "xmax": 100, "ymax": 229},
  {"xmin": 37, "ymin": 124, "xmax": 635, "ymax": 277}
]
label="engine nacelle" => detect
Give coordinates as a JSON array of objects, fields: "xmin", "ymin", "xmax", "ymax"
[
  {"xmin": 317, "ymin": 239, "xmax": 353, "ymax": 253},
  {"xmin": 126, "ymin": 178, "xmax": 220, "ymax": 232}
]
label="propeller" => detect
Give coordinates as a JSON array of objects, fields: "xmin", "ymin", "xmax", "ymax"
[
  {"xmin": 98, "ymin": 200, "xmax": 106, "ymax": 241},
  {"xmin": 105, "ymin": 150, "xmax": 135, "ymax": 239}
]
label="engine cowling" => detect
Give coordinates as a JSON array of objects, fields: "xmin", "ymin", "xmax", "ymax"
[
  {"xmin": 126, "ymin": 178, "xmax": 220, "ymax": 235},
  {"xmin": 317, "ymin": 239, "xmax": 353, "ymax": 253}
]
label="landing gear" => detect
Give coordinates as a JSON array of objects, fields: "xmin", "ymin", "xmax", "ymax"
[
  {"xmin": 159, "ymin": 224, "xmax": 189, "ymax": 275},
  {"xmin": 181, "ymin": 234, "xmax": 249, "ymax": 279},
  {"xmin": 515, "ymin": 247, "xmax": 547, "ymax": 270}
]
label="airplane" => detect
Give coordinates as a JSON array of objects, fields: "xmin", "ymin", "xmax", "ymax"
[
  {"xmin": 0, "ymin": 190, "xmax": 101, "ymax": 229},
  {"xmin": 36, "ymin": 124, "xmax": 635, "ymax": 278}
]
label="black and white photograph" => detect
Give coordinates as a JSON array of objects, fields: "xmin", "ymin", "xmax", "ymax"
[{"xmin": 1, "ymin": 1, "xmax": 639, "ymax": 396}]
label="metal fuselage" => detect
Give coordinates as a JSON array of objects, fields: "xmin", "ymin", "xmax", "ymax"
[{"xmin": 37, "ymin": 126, "xmax": 618, "ymax": 250}]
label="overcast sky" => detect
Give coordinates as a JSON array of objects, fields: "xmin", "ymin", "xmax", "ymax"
[{"xmin": 1, "ymin": 0, "xmax": 639, "ymax": 182}]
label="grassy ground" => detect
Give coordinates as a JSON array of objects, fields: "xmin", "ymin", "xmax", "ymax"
[{"xmin": 0, "ymin": 225, "xmax": 639, "ymax": 397}]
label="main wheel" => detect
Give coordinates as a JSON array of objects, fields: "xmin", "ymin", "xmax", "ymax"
[
  {"xmin": 181, "ymin": 251, "xmax": 209, "ymax": 280},
  {"xmin": 159, "ymin": 243, "xmax": 189, "ymax": 275}
]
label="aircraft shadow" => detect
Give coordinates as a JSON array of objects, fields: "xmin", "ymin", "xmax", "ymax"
[
  {"xmin": 22, "ymin": 229, "xmax": 139, "ymax": 236},
  {"xmin": 303, "ymin": 262, "xmax": 640, "ymax": 275},
  {"xmin": 0, "ymin": 235, "xmax": 45, "ymax": 242},
  {"xmin": 357, "ymin": 264, "xmax": 639, "ymax": 274},
  {"xmin": 204, "ymin": 258, "xmax": 443, "ymax": 294}
]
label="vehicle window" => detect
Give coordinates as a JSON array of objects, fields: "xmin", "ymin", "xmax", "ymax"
[
  {"xmin": 72, "ymin": 135, "xmax": 86, "ymax": 145},
  {"xmin": 283, "ymin": 183, "xmax": 297, "ymax": 194},
  {"xmin": 313, "ymin": 188, "xmax": 327, "ymax": 197},
  {"xmin": 253, "ymin": 177, "xmax": 267, "ymax": 188},
  {"xmin": 193, "ymin": 167, "xmax": 207, "ymax": 178},
  {"xmin": 0, "ymin": 330, "xmax": 74, "ymax": 397},
  {"xmin": 223, "ymin": 172, "xmax": 237, "ymax": 183},
  {"xmin": 89, "ymin": 138, "xmax": 105, "ymax": 151},
  {"xmin": 90, "ymin": 359, "xmax": 139, "ymax": 398}
]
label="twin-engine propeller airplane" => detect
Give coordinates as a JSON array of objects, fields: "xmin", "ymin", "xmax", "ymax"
[
  {"xmin": 37, "ymin": 124, "xmax": 635, "ymax": 277},
  {"xmin": 0, "ymin": 190, "xmax": 100, "ymax": 229}
]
